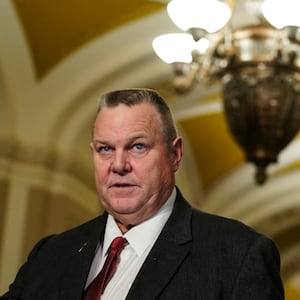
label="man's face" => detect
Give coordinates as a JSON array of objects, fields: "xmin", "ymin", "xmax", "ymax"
[{"xmin": 90, "ymin": 102, "xmax": 183, "ymax": 229}]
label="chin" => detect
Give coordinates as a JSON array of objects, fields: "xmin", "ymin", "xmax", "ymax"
[{"xmin": 113, "ymin": 205, "xmax": 139, "ymax": 215}]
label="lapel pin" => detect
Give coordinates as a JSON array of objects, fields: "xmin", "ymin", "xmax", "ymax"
[{"xmin": 78, "ymin": 242, "xmax": 88, "ymax": 253}]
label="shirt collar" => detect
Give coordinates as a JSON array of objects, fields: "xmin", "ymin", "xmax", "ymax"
[{"xmin": 103, "ymin": 188, "xmax": 176, "ymax": 257}]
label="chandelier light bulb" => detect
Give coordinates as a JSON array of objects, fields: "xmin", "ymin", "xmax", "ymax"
[
  {"xmin": 195, "ymin": 38, "xmax": 210, "ymax": 54},
  {"xmin": 261, "ymin": 0, "xmax": 300, "ymax": 28},
  {"xmin": 152, "ymin": 33, "xmax": 195, "ymax": 64},
  {"xmin": 167, "ymin": 0, "xmax": 231, "ymax": 32}
]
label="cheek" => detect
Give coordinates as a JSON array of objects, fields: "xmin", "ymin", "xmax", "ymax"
[
  {"xmin": 142, "ymin": 158, "xmax": 173, "ymax": 182},
  {"xmin": 93, "ymin": 160, "xmax": 109, "ymax": 181}
]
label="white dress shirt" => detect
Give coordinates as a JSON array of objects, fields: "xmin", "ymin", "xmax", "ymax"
[{"xmin": 85, "ymin": 188, "xmax": 176, "ymax": 299}]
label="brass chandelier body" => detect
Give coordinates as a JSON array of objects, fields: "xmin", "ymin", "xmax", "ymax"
[
  {"xmin": 216, "ymin": 25, "xmax": 300, "ymax": 184},
  {"xmin": 169, "ymin": 24, "xmax": 300, "ymax": 184}
]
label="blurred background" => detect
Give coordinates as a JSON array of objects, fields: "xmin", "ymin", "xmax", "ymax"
[{"xmin": 0, "ymin": 0, "xmax": 300, "ymax": 298}]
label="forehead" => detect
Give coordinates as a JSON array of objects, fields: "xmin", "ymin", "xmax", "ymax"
[{"xmin": 94, "ymin": 103, "xmax": 162, "ymax": 135}]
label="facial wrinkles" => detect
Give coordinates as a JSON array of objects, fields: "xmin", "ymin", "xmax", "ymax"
[
  {"xmin": 96, "ymin": 117, "xmax": 157, "ymax": 151},
  {"xmin": 96, "ymin": 105, "xmax": 163, "ymax": 157},
  {"xmin": 92, "ymin": 104, "xmax": 175, "ymax": 225}
]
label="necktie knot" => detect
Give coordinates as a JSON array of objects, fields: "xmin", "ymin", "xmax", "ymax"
[{"xmin": 110, "ymin": 236, "xmax": 127, "ymax": 254}]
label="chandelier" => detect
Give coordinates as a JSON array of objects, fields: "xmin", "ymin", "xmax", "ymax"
[{"xmin": 152, "ymin": 0, "xmax": 300, "ymax": 185}]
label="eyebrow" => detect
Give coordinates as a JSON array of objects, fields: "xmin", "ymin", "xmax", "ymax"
[{"xmin": 93, "ymin": 133, "xmax": 149, "ymax": 145}]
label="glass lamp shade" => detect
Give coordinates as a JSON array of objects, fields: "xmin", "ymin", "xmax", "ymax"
[
  {"xmin": 167, "ymin": 0, "xmax": 231, "ymax": 32},
  {"xmin": 152, "ymin": 33, "xmax": 195, "ymax": 64},
  {"xmin": 261, "ymin": 0, "xmax": 300, "ymax": 28}
]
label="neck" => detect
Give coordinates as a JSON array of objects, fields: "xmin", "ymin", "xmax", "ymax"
[{"xmin": 115, "ymin": 219, "xmax": 134, "ymax": 234}]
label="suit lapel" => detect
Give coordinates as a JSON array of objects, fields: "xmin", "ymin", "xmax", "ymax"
[
  {"xmin": 54, "ymin": 191, "xmax": 193, "ymax": 299},
  {"xmin": 58, "ymin": 215, "xmax": 107, "ymax": 300},
  {"xmin": 126, "ymin": 191, "xmax": 193, "ymax": 299}
]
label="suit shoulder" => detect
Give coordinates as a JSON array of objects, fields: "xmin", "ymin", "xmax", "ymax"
[
  {"xmin": 30, "ymin": 214, "xmax": 107, "ymax": 254},
  {"xmin": 191, "ymin": 208, "xmax": 264, "ymax": 241}
]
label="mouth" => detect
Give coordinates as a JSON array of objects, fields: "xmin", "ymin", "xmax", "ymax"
[
  {"xmin": 108, "ymin": 183, "xmax": 138, "ymax": 195},
  {"xmin": 109, "ymin": 182, "xmax": 136, "ymax": 188}
]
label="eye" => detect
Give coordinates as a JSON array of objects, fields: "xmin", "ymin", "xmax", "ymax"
[
  {"xmin": 129, "ymin": 143, "xmax": 148, "ymax": 156},
  {"xmin": 96, "ymin": 145, "xmax": 113, "ymax": 155},
  {"xmin": 133, "ymin": 143, "xmax": 145, "ymax": 151}
]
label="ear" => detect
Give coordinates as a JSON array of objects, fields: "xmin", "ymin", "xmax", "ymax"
[
  {"xmin": 89, "ymin": 142, "xmax": 95, "ymax": 153},
  {"xmin": 170, "ymin": 136, "xmax": 183, "ymax": 172}
]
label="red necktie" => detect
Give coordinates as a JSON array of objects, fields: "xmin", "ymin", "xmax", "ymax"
[{"xmin": 84, "ymin": 237, "xmax": 128, "ymax": 300}]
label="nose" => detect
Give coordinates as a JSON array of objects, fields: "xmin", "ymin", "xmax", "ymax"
[{"xmin": 110, "ymin": 150, "xmax": 131, "ymax": 175}]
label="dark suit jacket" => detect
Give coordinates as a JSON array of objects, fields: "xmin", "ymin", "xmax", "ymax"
[{"xmin": 1, "ymin": 189, "xmax": 284, "ymax": 299}]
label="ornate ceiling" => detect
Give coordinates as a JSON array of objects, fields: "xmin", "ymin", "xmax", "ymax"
[{"xmin": 1, "ymin": 0, "xmax": 300, "ymax": 297}]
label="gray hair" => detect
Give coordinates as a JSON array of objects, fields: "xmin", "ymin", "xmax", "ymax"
[{"xmin": 97, "ymin": 88, "xmax": 178, "ymax": 147}]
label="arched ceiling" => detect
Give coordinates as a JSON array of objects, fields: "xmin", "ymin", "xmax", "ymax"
[
  {"xmin": 12, "ymin": 0, "xmax": 166, "ymax": 78},
  {"xmin": 1, "ymin": 0, "xmax": 300, "ymax": 294},
  {"xmin": 7, "ymin": 0, "xmax": 299, "ymax": 189}
]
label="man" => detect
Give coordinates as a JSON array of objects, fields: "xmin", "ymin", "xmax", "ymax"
[{"xmin": 1, "ymin": 88, "xmax": 284, "ymax": 299}]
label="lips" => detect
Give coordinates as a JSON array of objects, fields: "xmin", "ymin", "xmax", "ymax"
[
  {"xmin": 109, "ymin": 182, "xmax": 136, "ymax": 188},
  {"xmin": 113, "ymin": 183, "xmax": 132, "ymax": 187},
  {"xmin": 108, "ymin": 183, "xmax": 138, "ymax": 195}
]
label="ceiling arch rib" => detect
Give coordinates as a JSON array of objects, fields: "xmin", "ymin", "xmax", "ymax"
[{"xmin": 0, "ymin": 0, "xmax": 36, "ymax": 149}]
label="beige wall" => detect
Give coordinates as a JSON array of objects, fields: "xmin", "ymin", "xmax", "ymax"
[
  {"xmin": 0, "ymin": 180, "xmax": 8, "ymax": 265},
  {"xmin": 0, "ymin": 155, "xmax": 101, "ymax": 294}
]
